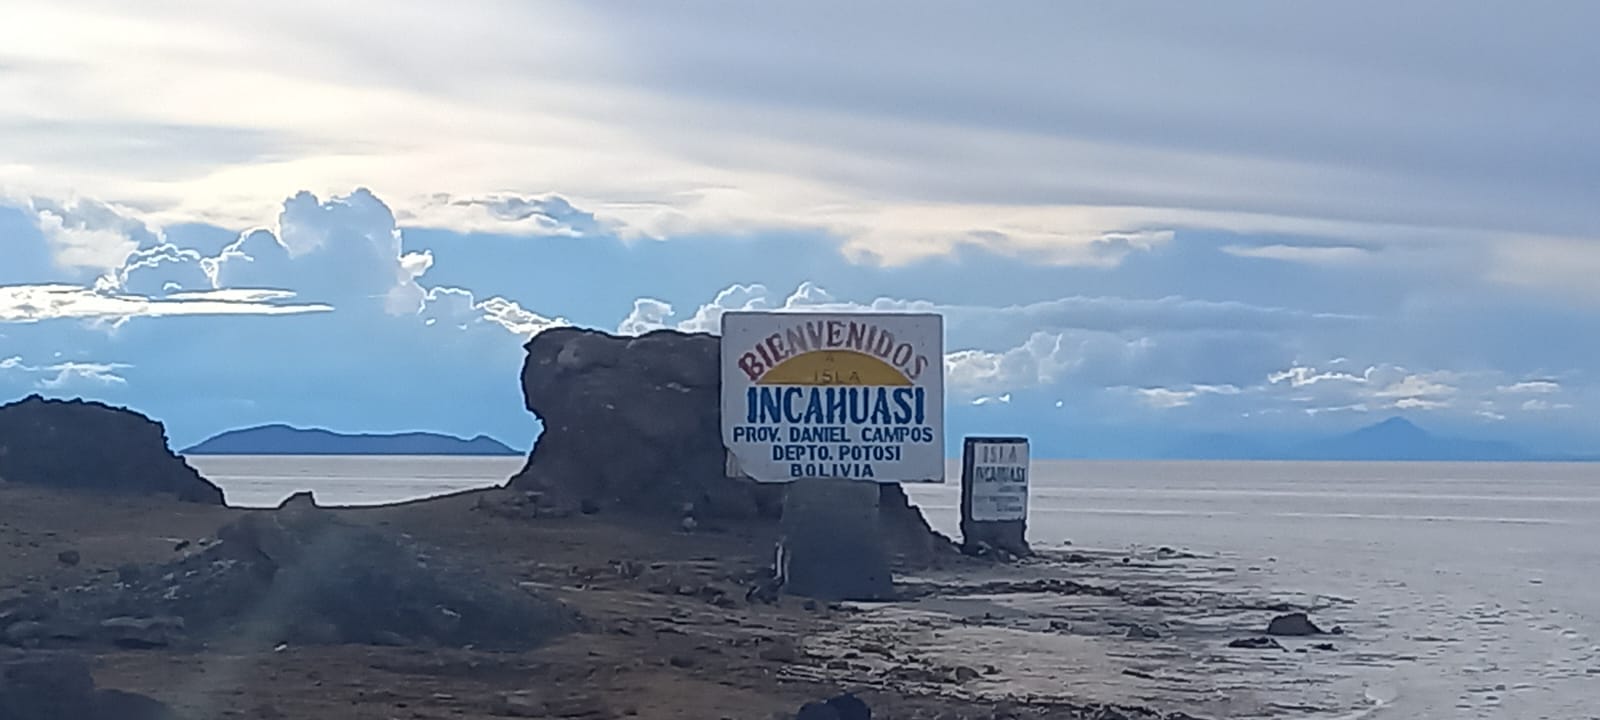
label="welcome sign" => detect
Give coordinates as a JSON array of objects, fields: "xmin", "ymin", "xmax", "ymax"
[{"xmin": 720, "ymin": 311, "xmax": 945, "ymax": 483}]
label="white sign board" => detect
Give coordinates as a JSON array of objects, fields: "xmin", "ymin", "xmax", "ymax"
[
  {"xmin": 720, "ymin": 311, "xmax": 945, "ymax": 483},
  {"xmin": 968, "ymin": 439, "xmax": 1029, "ymax": 521}
]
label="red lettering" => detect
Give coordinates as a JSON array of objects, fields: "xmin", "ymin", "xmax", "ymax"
[
  {"xmin": 738, "ymin": 352, "xmax": 765, "ymax": 381},
  {"xmin": 891, "ymin": 342, "xmax": 913, "ymax": 368},
  {"xmin": 765, "ymin": 333, "xmax": 789, "ymax": 363},
  {"xmin": 755, "ymin": 338, "xmax": 776, "ymax": 368},
  {"xmin": 871, "ymin": 329, "xmax": 895, "ymax": 359},
  {"xmin": 826, "ymin": 320, "xmax": 845, "ymax": 347},
  {"xmin": 785, "ymin": 326, "xmax": 809, "ymax": 355},
  {"xmin": 910, "ymin": 354, "xmax": 930, "ymax": 380},
  {"xmin": 804, "ymin": 321, "xmax": 824, "ymax": 351}
]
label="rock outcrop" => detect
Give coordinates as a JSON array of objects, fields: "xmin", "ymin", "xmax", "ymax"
[
  {"xmin": 0, "ymin": 395, "xmax": 224, "ymax": 504},
  {"xmin": 512, "ymin": 328, "xmax": 779, "ymax": 519},
  {"xmin": 508, "ymin": 328, "xmax": 955, "ymax": 564}
]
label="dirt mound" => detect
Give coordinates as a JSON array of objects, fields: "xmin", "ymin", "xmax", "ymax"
[
  {"xmin": 507, "ymin": 327, "xmax": 955, "ymax": 565},
  {"xmin": 1, "ymin": 504, "xmax": 578, "ymax": 652},
  {"xmin": 0, "ymin": 395, "xmax": 223, "ymax": 505}
]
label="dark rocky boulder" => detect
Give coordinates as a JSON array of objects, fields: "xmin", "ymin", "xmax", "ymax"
[
  {"xmin": 1266, "ymin": 612, "xmax": 1325, "ymax": 637},
  {"xmin": 0, "ymin": 652, "xmax": 179, "ymax": 719},
  {"xmin": 0, "ymin": 395, "xmax": 224, "ymax": 504},
  {"xmin": 507, "ymin": 327, "xmax": 955, "ymax": 564}
]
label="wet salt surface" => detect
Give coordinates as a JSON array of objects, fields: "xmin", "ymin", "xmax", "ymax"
[
  {"xmin": 909, "ymin": 461, "xmax": 1600, "ymax": 720},
  {"xmin": 196, "ymin": 456, "xmax": 1600, "ymax": 719}
]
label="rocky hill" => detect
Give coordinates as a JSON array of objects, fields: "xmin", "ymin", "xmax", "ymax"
[{"xmin": 0, "ymin": 395, "xmax": 224, "ymax": 504}]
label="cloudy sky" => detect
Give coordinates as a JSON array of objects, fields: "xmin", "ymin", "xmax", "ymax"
[{"xmin": 3, "ymin": 1, "xmax": 1597, "ymax": 455}]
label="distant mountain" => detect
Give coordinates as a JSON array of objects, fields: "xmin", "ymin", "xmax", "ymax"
[
  {"xmin": 1283, "ymin": 417, "xmax": 1536, "ymax": 461},
  {"xmin": 1145, "ymin": 417, "xmax": 1546, "ymax": 462},
  {"xmin": 183, "ymin": 424, "xmax": 524, "ymax": 456}
]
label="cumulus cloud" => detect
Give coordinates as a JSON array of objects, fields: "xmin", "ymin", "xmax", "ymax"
[
  {"xmin": 108, "ymin": 243, "xmax": 211, "ymax": 296},
  {"xmin": 0, "ymin": 355, "xmax": 130, "ymax": 388},
  {"xmin": 419, "ymin": 193, "xmax": 608, "ymax": 237},
  {"xmin": 1500, "ymin": 380, "xmax": 1561, "ymax": 394},
  {"xmin": 421, "ymin": 287, "xmax": 568, "ymax": 336},
  {"xmin": 616, "ymin": 281, "xmax": 934, "ymax": 335},
  {"xmin": 1, "ymin": 188, "xmax": 571, "ymax": 339},
  {"xmin": 23, "ymin": 196, "xmax": 161, "ymax": 274},
  {"xmin": 206, "ymin": 190, "xmax": 433, "ymax": 314}
]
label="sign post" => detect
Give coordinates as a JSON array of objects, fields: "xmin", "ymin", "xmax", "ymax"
[
  {"xmin": 960, "ymin": 436, "xmax": 1031, "ymax": 558},
  {"xmin": 720, "ymin": 311, "xmax": 944, "ymax": 600}
]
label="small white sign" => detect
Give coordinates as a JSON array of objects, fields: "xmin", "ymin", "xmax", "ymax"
[
  {"xmin": 969, "ymin": 440, "xmax": 1029, "ymax": 521},
  {"xmin": 720, "ymin": 311, "xmax": 945, "ymax": 484}
]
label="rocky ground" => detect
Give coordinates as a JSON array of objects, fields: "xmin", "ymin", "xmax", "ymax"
[{"xmin": 0, "ymin": 482, "xmax": 1372, "ymax": 720}]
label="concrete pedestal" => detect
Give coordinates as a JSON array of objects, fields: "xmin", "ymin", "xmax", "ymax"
[{"xmin": 778, "ymin": 478, "xmax": 895, "ymax": 602}]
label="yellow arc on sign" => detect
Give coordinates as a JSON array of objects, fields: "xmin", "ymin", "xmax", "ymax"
[{"xmin": 758, "ymin": 350, "xmax": 912, "ymax": 386}]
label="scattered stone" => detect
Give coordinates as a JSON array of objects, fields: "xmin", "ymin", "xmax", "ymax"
[
  {"xmin": 492, "ymin": 692, "xmax": 544, "ymax": 718},
  {"xmin": 56, "ymin": 550, "xmax": 81, "ymax": 567},
  {"xmin": 858, "ymin": 642, "xmax": 891, "ymax": 657},
  {"xmin": 1124, "ymin": 624, "xmax": 1162, "ymax": 640},
  {"xmin": 1266, "ymin": 612, "xmax": 1325, "ymax": 636},
  {"xmin": 545, "ymin": 694, "xmax": 610, "ymax": 718},
  {"xmin": 952, "ymin": 665, "xmax": 981, "ymax": 683},
  {"xmin": 1228, "ymin": 637, "xmax": 1286, "ymax": 651},
  {"xmin": 1049, "ymin": 620, "xmax": 1072, "ymax": 632},
  {"xmin": 1330, "ymin": 625, "xmax": 1346, "ymax": 635},
  {"xmin": 1311, "ymin": 642, "xmax": 1337, "ymax": 651},
  {"xmin": 99, "ymin": 616, "xmax": 184, "ymax": 649},
  {"xmin": 173, "ymin": 541, "xmax": 191, "ymax": 553},
  {"xmin": 3, "ymin": 621, "xmax": 48, "ymax": 647},
  {"xmin": 668, "ymin": 655, "xmax": 696, "ymax": 669},
  {"xmin": 825, "ymin": 659, "xmax": 851, "ymax": 671},
  {"xmin": 758, "ymin": 637, "xmax": 799, "ymax": 663}
]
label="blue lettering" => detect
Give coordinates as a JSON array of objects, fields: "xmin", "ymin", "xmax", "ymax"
[
  {"xmin": 760, "ymin": 387, "xmax": 782, "ymax": 423},
  {"xmin": 870, "ymin": 389, "xmax": 893, "ymax": 424},
  {"xmin": 746, "ymin": 386, "xmax": 936, "ymax": 427},
  {"xmin": 893, "ymin": 388, "xmax": 914, "ymax": 424},
  {"xmin": 783, "ymin": 387, "xmax": 805, "ymax": 423},
  {"xmin": 826, "ymin": 387, "xmax": 847, "ymax": 424},
  {"xmin": 848, "ymin": 388, "xmax": 870, "ymax": 423},
  {"xmin": 803, "ymin": 389, "xmax": 825, "ymax": 424}
]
